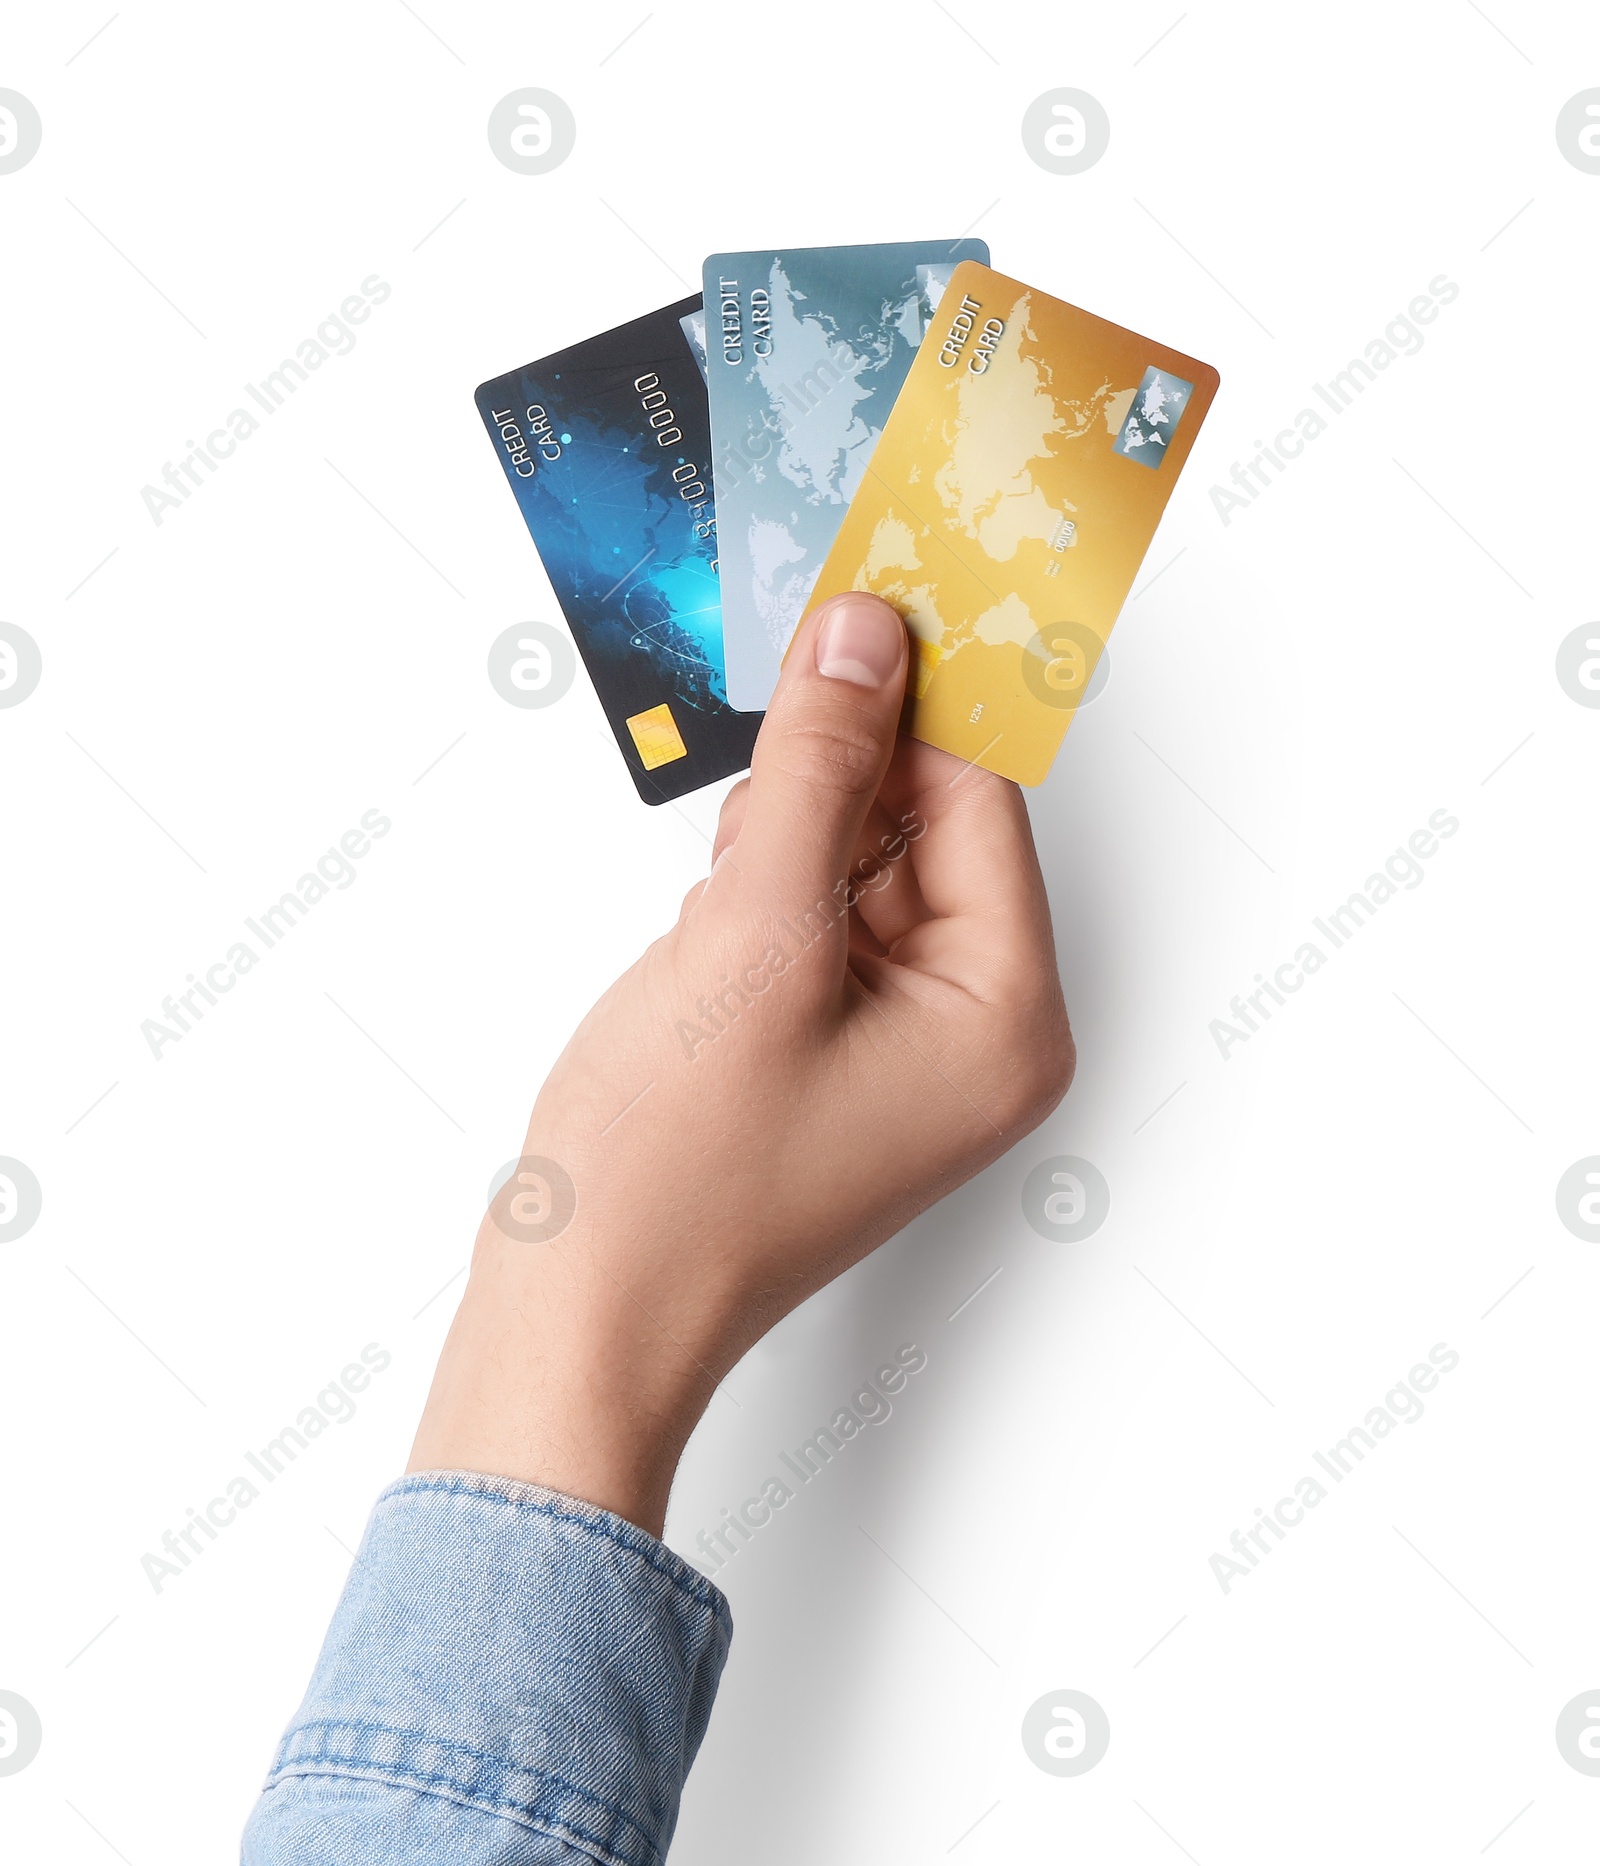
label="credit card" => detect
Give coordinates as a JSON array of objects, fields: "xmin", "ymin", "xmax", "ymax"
[
  {"xmin": 804, "ymin": 261, "xmax": 1219, "ymax": 786},
  {"xmin": 703, "ymin": 238, "xmax": 990, "ymax": 712},
  {"xmin": 679, "ymin": 308, "xmax": 709, "ymax": 382},
  {"xmin": 475, "ymin": 297, "xmax": 761, "ymax": 804}
]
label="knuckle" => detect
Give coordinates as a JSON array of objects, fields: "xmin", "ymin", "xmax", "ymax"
[
  {"xmin": 768, "ymin": 712, "xmax": 885, "ymax": 799},
  {"xmin": 1035, "ymin": 1017, "xmax": 1078, "ymax": 1110},
  {"xmin": 715, "ymin": 778, "xmax": 750, "ymax": 835},
  {"xmin": 993, "ymin": 997, "xmax": 1075, "ymax": 1128}
]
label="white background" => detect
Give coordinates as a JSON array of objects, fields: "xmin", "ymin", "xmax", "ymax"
[{"xmin": 3, "ymin": 2, "xmax": 1598, "ymax": 1861}]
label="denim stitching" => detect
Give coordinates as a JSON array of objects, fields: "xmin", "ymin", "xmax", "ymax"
[
  {"xmin": 269, "ymin": 1758, "xmax": 647, "ymax": 1866},
  {"xmin": 384, "ymin": 1473, "xmax": 731, "ymax": 1625},
  {"xmin": 271, "ymin": 1717, "xmax": 663, "ymax": 1855}
]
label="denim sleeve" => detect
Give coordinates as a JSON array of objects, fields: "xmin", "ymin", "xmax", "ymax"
[{"xmin": 241, "ymin": 1471, "xmax": 732, "ymax": 1866}]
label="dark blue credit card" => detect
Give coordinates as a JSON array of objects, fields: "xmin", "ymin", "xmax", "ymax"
[{"xmin": 475, "ymin": 296, "xmax": 762, "ymax": 804}]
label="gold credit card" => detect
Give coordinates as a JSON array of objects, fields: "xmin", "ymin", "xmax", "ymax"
[{"xmin": 805, "ymin": 261, "xmax": 1219, "ymax": 784}]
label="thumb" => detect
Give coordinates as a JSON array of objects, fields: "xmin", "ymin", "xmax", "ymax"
[{"xmin": 736, "ymin": 591, "xmax": 909, "ymax": 911}]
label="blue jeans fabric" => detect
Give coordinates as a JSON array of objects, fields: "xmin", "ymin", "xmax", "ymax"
[{"xmin": 241, "ymin": 1471, "xmax": 732, "ymax": 1864}]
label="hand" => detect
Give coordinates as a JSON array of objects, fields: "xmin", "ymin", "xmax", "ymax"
[{"xmin": 409, "ymin": 592, "xmax": 1074, "ymax": 1533}]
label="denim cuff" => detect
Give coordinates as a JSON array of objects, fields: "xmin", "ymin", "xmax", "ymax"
[{"xmin": 259, "ymin": 1471, "xmax": 732, "ymax": 1866}]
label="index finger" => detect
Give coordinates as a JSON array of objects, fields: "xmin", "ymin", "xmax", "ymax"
[{"xmin": 877, "ymin": 737, "xmax": 1054, "ymax": 933}]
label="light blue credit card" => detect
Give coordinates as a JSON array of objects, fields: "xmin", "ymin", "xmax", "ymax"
[{"xmin": 703, "ymin": 238, "xmax": 990, "ymax": 711}]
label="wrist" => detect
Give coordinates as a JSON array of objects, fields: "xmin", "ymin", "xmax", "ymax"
[{"xmin": 406, "ymin": 1222, "xmax": 726, "ymax": 1538}]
